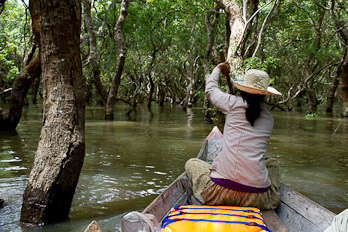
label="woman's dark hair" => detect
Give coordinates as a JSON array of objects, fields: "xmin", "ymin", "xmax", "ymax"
[{"xmin": 240, "ymin": 91, "xmax": 266, "ymax": 126}]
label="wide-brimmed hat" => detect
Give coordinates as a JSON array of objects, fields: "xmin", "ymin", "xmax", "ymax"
[{"xmin": 232, "ymin": 69, "xmax": 281, "ymax": 96}]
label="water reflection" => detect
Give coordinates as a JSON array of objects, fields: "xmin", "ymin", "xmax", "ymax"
[
  {"xmin": 186, "ymin": 107, "xmax": 194, "ymax": 137},
  {"xmin": 0, "ymin": 104, "xmax": 347, "ymax": 231}
]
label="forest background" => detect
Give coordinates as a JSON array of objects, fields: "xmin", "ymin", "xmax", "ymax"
[
  {"xmin": 0, "ymin": 0, "xmax": 348, "ymax": 227},
  {"xmin": 1, "ymin": 0, "xmax": 348, "ymax": 122}
]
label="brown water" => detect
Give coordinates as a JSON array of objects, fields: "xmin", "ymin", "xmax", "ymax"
[{"xmin": 0, "ymin": 103, "xmax": 347, "ymax": 231}]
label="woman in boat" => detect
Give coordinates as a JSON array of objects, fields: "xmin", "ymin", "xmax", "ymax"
[{"xmin": 185, "ymin": 62, "xmax": 282, "ymax": 210}]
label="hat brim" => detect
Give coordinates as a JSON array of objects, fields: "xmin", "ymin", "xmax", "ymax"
[{"xmin": 232, "ymin": 81, "xmax": 282, "ymax": 96}]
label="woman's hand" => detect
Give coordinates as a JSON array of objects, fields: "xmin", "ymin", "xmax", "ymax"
[{"xmin": 217, "ymin": 62, "xmax": 230, "ymax": 76}]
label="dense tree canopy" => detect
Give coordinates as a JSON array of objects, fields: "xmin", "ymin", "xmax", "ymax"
[{"xmin": 1, "ymin": 0, "xmax": 348, "ymax": 124}]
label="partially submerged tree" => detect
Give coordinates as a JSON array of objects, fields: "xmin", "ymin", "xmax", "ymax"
[
  {"xmin": 21, "ymin": 0, "xmax": 85, "ymax": 225},
  {"xmin": 105, "ymin": 0, "xmax": 130, "ymax": 120},
  {"xmin": 0, "ymin": 0, "xmax": 40, "ymax": 130},
  {"xmin": 326, "ymin": 0, "xmax": 348, "ymax": 116}
]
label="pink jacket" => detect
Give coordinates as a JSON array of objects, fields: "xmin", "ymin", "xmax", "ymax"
[{"xmin": 206, "ymin": 67, "xmax": 272, "ymax": 188}]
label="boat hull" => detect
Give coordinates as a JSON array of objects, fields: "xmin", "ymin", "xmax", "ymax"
[{"xmin": 143, "ymin": 130, "xmax": 336, "ymax": 231}]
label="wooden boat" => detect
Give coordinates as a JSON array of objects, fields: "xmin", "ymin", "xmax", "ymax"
[{"xmin": 142, "ymin": 128, "xmax": 336, "ymax": 232}]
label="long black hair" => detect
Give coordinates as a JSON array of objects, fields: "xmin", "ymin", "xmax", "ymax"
[{"xmin": 240, "ymin": 91, "xmax": 266, "ymax": 126}]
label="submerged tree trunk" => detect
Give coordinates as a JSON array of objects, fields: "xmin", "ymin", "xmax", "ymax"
[
  {"xmin": 147, "ymin": 74, "xmax": 155, "ymax": 109},
  {"xmin": 203, "ymin": 8, "xmax": 219, "ymax": 123},
  {"xmin": 158, "ymin": 84, "xmax": 165, "ymax": 106},
  {"xmin": 105, "ymin": 0, "xmax": 129, "ymax": 120},
  {"xmin": 304, "ymin": 68, "xmax": 319, "ymax": 114},
  {"xmin": 83, "ymin": 0, "xmax": 108, "ymax": 105},
  {"xmin": 326, "ymin": 55, "xmax": 344, "ymax": 112},
  {"xmin": 341, "ymin": 44, "xmax": 348, "ymax": 117},
  {"xmin": 182, "ymin": 79, "xmax": 194, "ymax": 110},
  {"xmin": 20, "ymin": 0, "xmax": 85, "ymax": 225}
]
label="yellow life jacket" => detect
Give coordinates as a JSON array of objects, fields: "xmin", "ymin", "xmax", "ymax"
[{"xmin": 161, "ymin": 205, "xmax": 271, "ymax": 232}]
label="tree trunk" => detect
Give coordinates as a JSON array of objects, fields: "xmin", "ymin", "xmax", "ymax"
[
  {"xmin": 182, "ymin": 79, "xmax": 194, "ymax": 110},
  {"xmin": 147, "ymin": 74, "xmax": 155, "ymax": 109},
  {"xmin": 0, "ymin": 56, "xmax": 41, "ymax": 130},
  {"xmin": 306, "ymin": 89, "xmax": 318, "ymax": 114},
  {"xmin": 305, "ymin": 73, "xmax": 319, "ymax": 114},
  {"xmin": 158, "ymin": 84, "xmax": 165, "ymax": 106},
  {"xmin": 31, "ymin": 74, "xmax": 41, "ymax": 104},
  {"xmin": 326, "ymin": 60, "xmax": 343, "ymax": 113},
  {"xmin": 203, "ymin": 8, "xmax": 219, "ymax": 123},
  {"xmin": 83, "ymin": 0, "xmax": 108, "ymax": 105},
  {"xmin": 214, "ymin": 0, "xmax": 245, "ymax": 78},
  {"xmin": 341, "ymin": 44, "xmax": 348, "ymax": 117},
  {"xmin": 105, "ymin": 0, "xmax": 129, "ymax": 120},
  {"xmin": 20, "ymin": 0, "xmax": 85, "ymax": 225}
]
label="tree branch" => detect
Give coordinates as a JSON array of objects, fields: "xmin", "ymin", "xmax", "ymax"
[
  {"xmin": 252, "ymin": 0, "xmax": 278, "ymax": 57},
  {"xmin": 0, "ymin": 0, "xmax": 6, "ymax": 15},
  {"xmin": 0, "ymin": 88, "xmax": 12, "ymax": 95},
  {"xmin": 234, "ymin": 0, "xmax": 275, "ymax": 56}
]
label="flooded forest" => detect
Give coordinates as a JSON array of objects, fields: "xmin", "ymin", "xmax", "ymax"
[{"xmin": 0, "ymin": 0, "xmax": 348, "ymax": 231}]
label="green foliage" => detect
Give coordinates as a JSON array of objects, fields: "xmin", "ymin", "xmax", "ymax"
[
  {"xmin": 208, "ymin": 107, "xmax": 225, "ymax": 131},
  {"xmin": 305, "ymin": 111, "xmax": 320, "ymax": 119},
  {"xmin": 0, "ymin": 0, "xmax": 29, "ymax": 86},
  {"xmin": 244, "ymin": 57, "xmax": 280, "ymax": 72},
  {"xmin": 194, "ymin": 89, "xmax": 205, "ymax": 101},
  {"xmin": 2, "ymin": 0, "xmax": 347, "ymax": 117},
  {"xmin": 219, "ymin": 85, "xmax": 229, "ymax": 93}
]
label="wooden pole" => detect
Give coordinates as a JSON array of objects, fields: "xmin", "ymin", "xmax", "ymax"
[{"xmin": 219, "ymin": 51, "xmax": 233, "ymax": 94}]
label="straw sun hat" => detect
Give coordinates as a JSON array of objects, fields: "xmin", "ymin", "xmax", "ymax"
[{"xmin": 232, "ymin": 69, "xmax": 282, "ymax": 96}]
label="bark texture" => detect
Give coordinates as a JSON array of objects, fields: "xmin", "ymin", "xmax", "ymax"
[
  {"xmin": 20, "ymin": 0, "xmax": 85, "ymax": 225},
  {"xmin": 214, "ymin": 0, "xmax": 245, "ymax": 78},
  {"xmin": 105, "ymin": 0, "xmax": 129, "ymax": 120}
]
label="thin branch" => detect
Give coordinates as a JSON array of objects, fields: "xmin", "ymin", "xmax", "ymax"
[
  {"xmin": 234, "ymin": 0, "xmax": 275, "ymax": 56},
  {"xmin": 0, "ymin": 88, "xmax": 12, "ymax": 95},
  {"xmin": 242, "ymin": 0, "xmax": 247, "ymax": 22},
  {"xmin": 305, "ymin": 60, "xmax": 337, "ymax": 86},
  {"xmin": 252, "ymin": 0, "xmax": 278, "ymax": 57},
  {"xmin": 325, "ymin": 25, "xmax": 348, "ymax": 48},
  {"xmin": 20, "ymin": 0, "xmax": 28, "ymax": 8},
  {"xmin": 314, "ymin": 0, "xmax": 330, "ymax": 11}
]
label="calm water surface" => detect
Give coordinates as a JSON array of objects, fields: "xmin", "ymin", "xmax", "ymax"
[{"xmin": 0, "ymin": 103, "xmax": 347, "ymax": 231}]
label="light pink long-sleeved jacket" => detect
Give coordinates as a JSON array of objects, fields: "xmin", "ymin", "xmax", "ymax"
[{"xmin": 206, "ymin": 67, "xmax": 273, "ymax": 188}]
